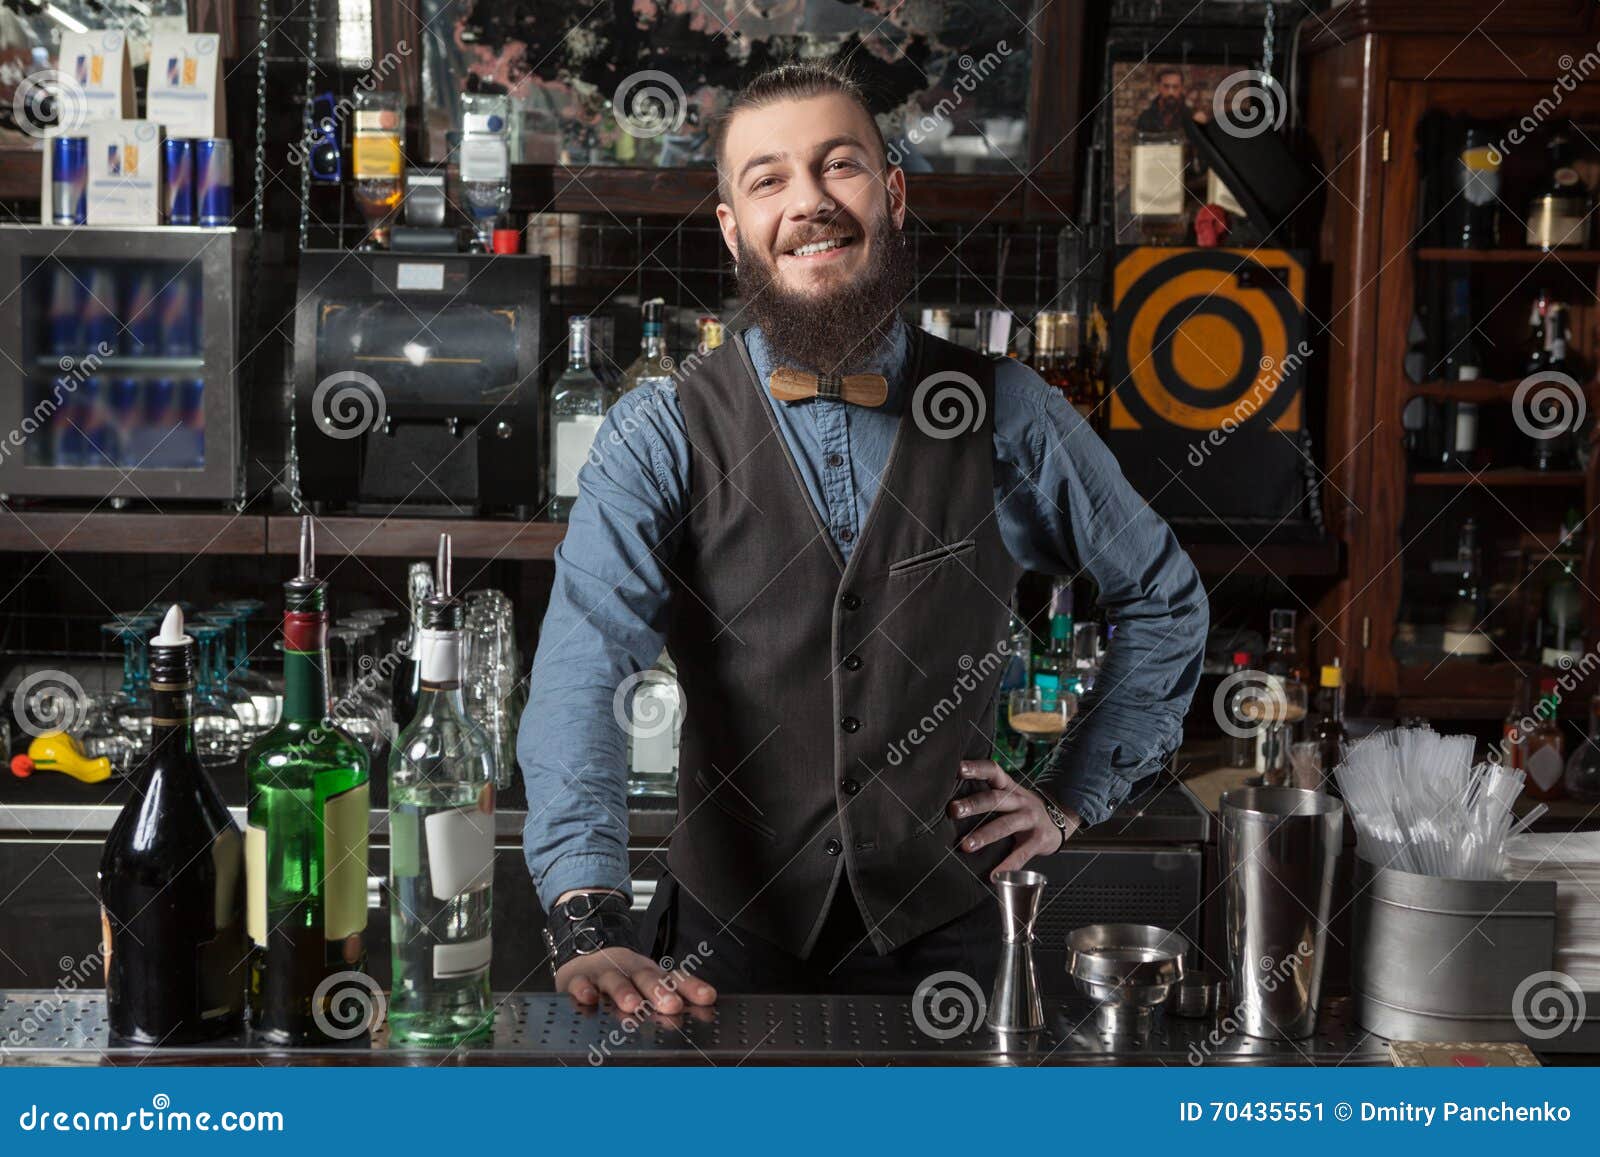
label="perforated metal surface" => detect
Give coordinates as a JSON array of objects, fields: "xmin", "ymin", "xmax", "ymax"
[{"xmin": 0, "ymin": 991, "xmax": 1390, "ymax": 1066}]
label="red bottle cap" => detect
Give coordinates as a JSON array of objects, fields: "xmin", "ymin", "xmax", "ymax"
[
  {"xmin": 1232, "ymin": 651, "xmax": 1251, "ymax": 665},
  {"xmin": 491, "ymin": 228, "xmax": 521, "ymax": 255},
  {"xmin": 9, "ymin": 754, "xmax": 34, "ymax": 778}
]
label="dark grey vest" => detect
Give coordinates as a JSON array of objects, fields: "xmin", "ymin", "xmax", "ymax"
[{"xmin": 662, "ymin": 328, "xmax": 1024, "ymax": 957}]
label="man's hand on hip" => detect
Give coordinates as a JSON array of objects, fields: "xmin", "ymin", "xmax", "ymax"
[
  {"xmin": 949, "ymin": 758, "xmax": 1081, "ymax": 878},
  {"xmin": 554, "ymin": 946, "xmax": 718, "ymax": 1014}
]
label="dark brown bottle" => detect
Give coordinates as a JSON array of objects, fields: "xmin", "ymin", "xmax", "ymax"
[{"xmin": 99, "ymin": 606, "xmax": 246, "ymax": 1044}]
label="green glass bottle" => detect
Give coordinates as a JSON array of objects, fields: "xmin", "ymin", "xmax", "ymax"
[
  {"xmin": 245, "ymin": 517, "xmax": 372, "ymax": 1044},
  {"xmin": 1031, "ymin": 578, "xmax": 1073, "ymax": 711}
]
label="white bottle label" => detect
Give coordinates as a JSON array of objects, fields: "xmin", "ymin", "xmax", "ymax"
[
  {"xmin": 459, "ymin": 135, "xmax": 509, "ymax": 183},
  {"xmin": 433, "ymin": 935, "xmax": 492, "ymax": 979},
  {"xmin": 418, "ymin": 628, "xmax": 460, "ymax": 685},
  {"xmin": 554, "ymin": 415, "xmax": 604, "ymax": 498},
  {"xmin": 1527, "ymin": 746, "xmax": 1564, "ymax": 792},
  {"xmin": 424, "ymin": 805, "xmax": 494, "ymax": 901}
]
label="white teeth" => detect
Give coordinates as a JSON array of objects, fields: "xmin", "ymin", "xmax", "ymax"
[{"xmin": 791, "ymin": 238, "xmax": 846, "ymax": 257}]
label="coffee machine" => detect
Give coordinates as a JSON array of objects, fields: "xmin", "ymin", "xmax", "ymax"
[{"xmin": 291, "ymin": 250, "xmax": 548, "ymax": 516}]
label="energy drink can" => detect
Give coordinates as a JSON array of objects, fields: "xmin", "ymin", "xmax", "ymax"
[
  {"xmin": 80, "ymin": 265, "xmax": 120, "ymax": 356},
  {"xmin": 51, "ymin": 136, "xmax": 88, "ymax": 225},
  {"xmin": 195, "ymin": 138, "xmax": 232, "ymax": 227},
  {"xmin": 162, "ymin": 137, "xmax": 195, "ymax": 226},
  {"xmin": 46, "ymin": 263, "xmax": 83, "ymax": 356},
  {"xmin": 123, "ymin": 267, "xmax": 160, "ymax": 356}
]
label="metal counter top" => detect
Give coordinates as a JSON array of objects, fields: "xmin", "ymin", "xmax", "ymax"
[{"xmin": 1, "ymin": 991, "xmax": 1387, "ymax": 1066}]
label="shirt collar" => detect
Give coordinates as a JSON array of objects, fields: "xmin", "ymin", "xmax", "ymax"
[{"xmin": 741, "ymin": 317, "xmax": 911, "ymax": 412}]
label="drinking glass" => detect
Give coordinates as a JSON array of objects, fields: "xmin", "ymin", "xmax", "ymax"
[
  {"xmin": 329, "ymin": 623, "xmax": 387, "ymax": 757},
  {"xmin": 344, "ymin": 618, "xmax": 395, "ymax": 741},
  {"xmin": 195, "ymin": 609, "xmax": 261, "ymax": 740},
  {"xmin": 217, "ymin": 598, "xmax": 283, "ymax": 729},
  {"xmin": 1243, "ymin": 676, "xmax": 1308, "ymax": 788},
  {"xmin": 1007, "ymin": 687, "xmax": 1075, "ymax": 778},
  {"xmin": 187, "ymin": 622, "xmax": 243, "ymax": 766},
  {"xmin": 109, "ymin": 611, "xmax": 158, "ymax": 747},
  {"xmin": 462, "ymin": 590, "xmax": 521, "ymax": 787}
]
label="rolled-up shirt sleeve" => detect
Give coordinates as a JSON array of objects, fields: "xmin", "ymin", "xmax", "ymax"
[
  {"xmin": 992, "ymin": 362, "xmax": 1208, "ymax": 826},
  {"xmin": 517, "ymin": 381, "xmax": 688, "ymax": 912}
]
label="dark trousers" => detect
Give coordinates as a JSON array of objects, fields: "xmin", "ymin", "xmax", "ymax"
[{"xmin": 640, "ymin": 872, "xmax": 1000, "ymax": 996}]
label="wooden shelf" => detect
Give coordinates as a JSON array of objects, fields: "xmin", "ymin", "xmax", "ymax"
[
  {"xmin": 509, "ymin": 165, "xmax": 1065, "ymax": 224},
  {"xmin": 1410, "ymin": 468, "xmax": 1586, "ymax": 487},
  {"xmin": 1408, "ymin": 380, "xmax": 1562, "ymax": 402},
  {"xmin": 0, "ymin": 509, "xmax": 266, "ymax": 555},
  {"xmin": 1415, "ymin": 247, "xmax": 1600, "ymax": 265},
  {"xmin": 266, "ymin": 515, "xmax": 564, "ymax": 560}
]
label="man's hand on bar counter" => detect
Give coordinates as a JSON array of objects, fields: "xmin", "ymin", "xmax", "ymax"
[
  {"xmin": 550, "ymin": 892, "xmax": 719, "ymax": 1014},
  {"xmin": 952, "ymin": 759, "xmax": 1081, "ymax": 877}
]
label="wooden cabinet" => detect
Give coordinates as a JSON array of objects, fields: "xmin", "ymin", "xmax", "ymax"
[{"xmin": 1305, "ymin": 0, "xmax": 1600, "ymax": 717}]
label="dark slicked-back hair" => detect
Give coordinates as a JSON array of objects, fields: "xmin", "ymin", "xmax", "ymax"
[{"xmin": 713, "ymin": 61, "xmax": 890, "ymax": 202}]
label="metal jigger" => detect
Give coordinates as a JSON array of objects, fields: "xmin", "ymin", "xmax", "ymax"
[{"xmin": 987, "ymin": 869, "xmax": 1046, "ymax": 1033}]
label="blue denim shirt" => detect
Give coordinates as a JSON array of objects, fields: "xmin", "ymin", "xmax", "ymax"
[{"xmin": 517, "ymin": 320, "xmax": 1207, "ymax": 911}]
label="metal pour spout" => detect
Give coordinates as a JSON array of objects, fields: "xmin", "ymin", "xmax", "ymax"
[
  {"xmin": 436, "ymin": 533, "xmax": 453, "ymax": 597},
  {"xmin": 298, "ymin": 515, "xmax": 316, "ymax": 582}
]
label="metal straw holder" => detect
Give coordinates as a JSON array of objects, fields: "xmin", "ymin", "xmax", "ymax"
[{"xmin": 987, "ymin": 870, "xmax": 1045, "ymax": 1033}]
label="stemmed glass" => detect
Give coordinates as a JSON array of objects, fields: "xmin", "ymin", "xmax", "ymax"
[
  {"xmin": 328, "ymin": 623, "xmax": 387, "ymax": 757},
  {"xmin": 194, "ymin": 609, "xmax": 260, "ymax": 741},
  {"xmin": 186, "ymin": 621, "xmax": 243, "ymax": 767},
  {"xmin": 341, "ymin": 616, "xmax": 396, "ymax": 742},
  {"xmin": 1007, "ymin": 687, "xmax": 1077, "ymax": 779},
  {"xmin": 109, "ymin": 611, "xmax": 158, "ymax": 747},
  {"xmin": 217, "ymin": 598, "xmax": 282, "ymax": 730}
]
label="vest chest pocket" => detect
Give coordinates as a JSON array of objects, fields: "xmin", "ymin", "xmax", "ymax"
[{"xmin": 886, "ymin": 538, "xmax": 977, "ymax": 580}]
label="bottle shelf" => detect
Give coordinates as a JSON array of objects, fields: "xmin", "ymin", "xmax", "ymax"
[
  {"xmin": 1406, "ymin": 379, "xmax": 1599, "ymax": 403},
  {"xmin": 1410, "ymin": 468, "xmax": 1586, "ymax": 488},
  {"xmin": 1415, "ymin": 247, "xmax": 1600, "ymax": 265},
  {"xmin": 264, "ymin": 515, "xmax": 566, "ymax": 560},
  {"xmin": 32, "ymin": 356, "xmax": 207, "ymax": 374}
]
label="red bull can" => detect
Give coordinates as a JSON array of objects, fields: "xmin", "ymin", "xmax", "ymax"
[
  {"xmin": 162, "ymin": 137, "xmax": 195, "ymax": 226},
  {"xmin": 51, "ymin": 136, "xmax": 87, "ymax": 225},
  {"xmin": 195, "ymin": 138, "xmax": 232, "ymax": 227}
]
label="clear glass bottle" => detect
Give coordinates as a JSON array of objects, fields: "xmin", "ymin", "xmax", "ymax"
[
  {"xmin": 621, "ymin": 298, "xmax": 675, "ymax": 395},
  {"xmin": 387, "ymin": 535, "xmax": 495, "ymax": 1046},
  {"xmin": 1527, "ymin": 129, "xmax": 1591, "ymax": 250},
  {"xmin": 392, "ymin": 561, "xmax": 435, "ymax": 736},
  {"xmin": 1443, "ymin": 518, "xmax": 1491, "ymax": 660},
  {"xmin": 1030, "ymin": 578, "xmax": 1073, "ymax": 712},
  {"xmin": 1310, "ymin": 662, "xmax": 1348, "ymax": 795},
  {"xmin": 459, "ymin": 92, "xmax": 511, "ymax": 251},
  {"xmin": 547, "ymin": 316, "xmax": 616, "ymax": 521},
  {"xmin": 351, "ymin": 90, "xmax": 405, "ymax": 250},
  {"xmin": 1221, "ymin": 649, "xmax": 1256, "ymax": 769},
  {"xmin": 1524, "ymin": 679, "xmax": 1567, "ymax": 802},
  {"xmin": 626, "ymin": 650, "xmax": 683, "ymax": 799},
  {"xmin": 1563, "ymin": 694, "xmax": 1600, "ymax": 803}
]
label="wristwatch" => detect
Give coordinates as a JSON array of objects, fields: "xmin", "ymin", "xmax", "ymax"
[
  {"xmin": 1036, "ymin": 791, "xmax": 1075, "ymax": 852},
  {"xmin": 543, "ymin": 889, "xmax": 636, "ymax": 977}
]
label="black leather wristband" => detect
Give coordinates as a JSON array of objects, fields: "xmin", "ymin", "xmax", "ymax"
[{"xmin": 543, "ymin": 890, "xmax": 637, "ymax": 976}]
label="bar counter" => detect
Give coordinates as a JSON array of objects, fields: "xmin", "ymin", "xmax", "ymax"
[{"xmin": 1, "ymin": 991, "xmax": 1389, "ymax": 1066}]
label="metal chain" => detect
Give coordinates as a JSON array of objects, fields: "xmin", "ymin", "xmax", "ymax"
[
  {"xmin": 1261, "ymin": 1, "xmax": 1277, "ymax": 88},
  {"xmin": 298, "ymin": 0, "xmax": 319, "ymax": 252},
  {"xmin": 253, "ymin": 0, "xmax": 268, "ymax": 238}
]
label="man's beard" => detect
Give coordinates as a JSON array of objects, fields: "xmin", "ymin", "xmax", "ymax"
[{"xmin": 736, "ymin": 211, "xmax": 915, "ymax": 376}]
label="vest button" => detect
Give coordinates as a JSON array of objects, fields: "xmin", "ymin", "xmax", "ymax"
[
  {"xmin": 824, "ymin": 838, "xmax": 843, "ymax": 856},
  {"xmin": 841, "ymin": 593, "xmax": 861, "ymax": 611},
  {"xmin": 841, "ymin": 778, "xmax": 861, "ymax": 796},
  {"xmin": 840, "ymin": 716, "xmax": 861, "ymax": 733},
  {"xmin": 842, "ymin": 653, "xmax": 862, "ymax": 671}
]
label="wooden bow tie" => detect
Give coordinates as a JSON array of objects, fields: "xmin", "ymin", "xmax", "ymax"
[{"xmin": 768, "ymin": 367, "xmax": 888, "ymax": 408}]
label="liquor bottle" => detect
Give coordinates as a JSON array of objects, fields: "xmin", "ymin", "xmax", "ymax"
[
  {"xmin": 621, "ymin": 298, "xmax": 674, "ymax": 395},
  {"xmin": 1439, "ymin": 276, "xmax": 1482, "ymax": 382},
  {"xmin": 1526, "ymin": 129, "xmax": 1591, "ymax": 250},
  {"xmin": 548, "ymin": 315, "xmax": 616, "ymax": 521},
  {"xmin": 1530, "ymin": 301, "xmax": 1580, "ymax": 472},
  {"xmin": 391, "ymin": 560, "xmax": 435, "ymax": 730},
  {"xmin": 1221, "ymin": 650, "xmax": 1256, "ymax": 769},
  {"xmin": 920, "ymin": 308, "xmax": 952, "ymax": 342},
  {"xmin": 1563, "ymin": 694, "xmax": 1600, "ymax": 802},
  {"xmin": 1061, "ymin": 311, "xmax": 1100, "ymax": 421},
  {"xmin": 1030, "ymin": 578, "xmax": 1074, "ymax": 711},
  {"xmin": 1524, "ymin": 291, "xmax": 1553, "ymax": 376},
  {"xmin": 1524, "ymin": 679, "xmax": 1566, "ymax": 802},
  {"xmin": 1256, "ymin": 609, "xmax": 1308, "ymax": 774},
  {"xmin": 245, "ymin": 518, "xmax": 372, "ymax": 1044},
  {"xmin": 976, "ymin": 308, "xmax": 1012, "ymax": 358},
  {"xmin": 459, "ymin": 92, "xmax": 512, "ymax": 252},
  {"xmin": 99, "ymin": 605, "xmax": 246, "ymax": 1044},
  {"xmin": 697, "ymin": 315, "xmax": 724, "ymax": 355},
  {"xmin": 1309, "ymin": 662, "xmax": 1348, "ymax": 795},
  {"xmin": 627, "ymin": 650, "xmax": 684, "ymax": 799},
  {"xmin": 1503, "ymin": 675, "xmax": 1532, "ymax": 779},
  {"xmin": 1539, "ymin": 523, "xmax": 1584, "ymax": 667},
  {"xmin": 1452, "ymin": 122, "xmax": 1501, "ymax": 249},
  {"xmin": 1030, "ymin": 312, "xmax": 1067, "ymax": 393},
  {"xmin": 993, "ymin": 596, "xmax": 1032, "ymax": 767},
  {"xmin": 1442, "ymin": 517, "xmax": 1491, "ymax": 660},
  {"xmin": 388, "ymin": 535, "xmax": 496, "ymax": 1046}
]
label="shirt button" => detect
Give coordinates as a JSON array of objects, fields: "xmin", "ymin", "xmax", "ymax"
[
  {"xmin": 840, "ymin": 716, "xmax": 861, "ymax": 734},
  {"xmin": 825, "ymin": 452, "xmax": 844, "ymax": 468},
  {"xmin": 841, "ymin": 593, "xmax": 861, "ymax": 611},
  {"xmin": 841, "ymin": 778, "xmax": 861, "ymax": 796},
  {"xmin": 838, "ymin": 527, "xmax": 855, "ymax": 543},
  {"xmin": 824, "ymin": 838, "xmax": 843, "ymax": 856},
  {"xmin": 842, "ymin": 653, "xmax": 862, "ymax": 671}
]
